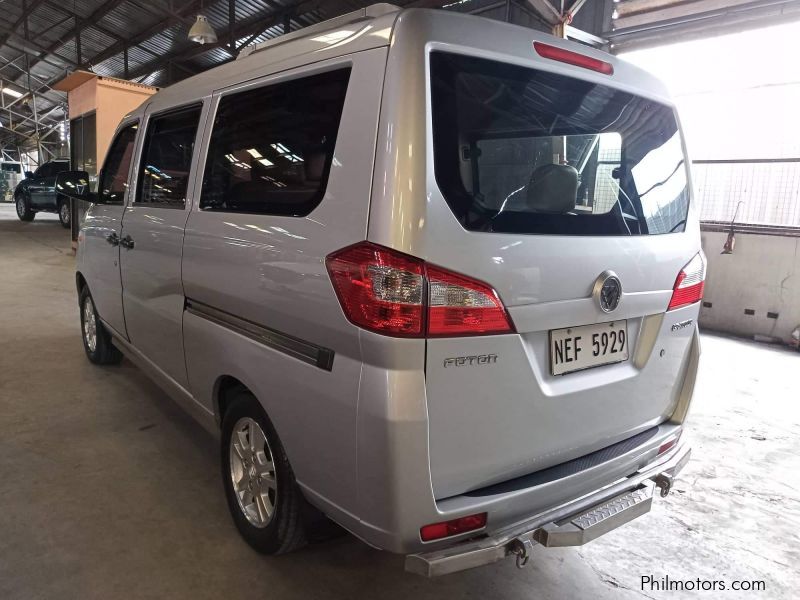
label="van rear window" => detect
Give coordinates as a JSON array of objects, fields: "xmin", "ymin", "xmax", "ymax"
[{"xmin": 430, "ymin": 52, "xmax": 689, "ymax": 236}]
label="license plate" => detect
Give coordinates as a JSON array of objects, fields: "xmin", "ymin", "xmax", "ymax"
[{"xmin": 550, "ymin": 320, "xmax": 629, "ymax": 376}]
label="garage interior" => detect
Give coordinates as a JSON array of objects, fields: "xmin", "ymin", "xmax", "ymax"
[{"xmin": 1, "ymin": 1, "xmax": 799, "ymax": 598}]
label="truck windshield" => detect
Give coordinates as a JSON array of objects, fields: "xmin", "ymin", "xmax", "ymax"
[{"xmin": 430, "ymin": 51, "xmax": 689, "ymax": 236}]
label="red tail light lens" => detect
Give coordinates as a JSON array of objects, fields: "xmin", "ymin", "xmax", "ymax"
[
  {"xmin": 326, "ymin": 243, "xmax": 425, "ymax": 337},
  {"xmin": 420, "ymin": 513, "xmax": 487, "ymax": 542},
  {"xmin": 668, "ymin": 253, "xmax": 706, "ymax": 311},
  {"xmin": 658, "ymin": 432, "xmax": 681, "ymax": 455},
  {"xmin": 326, "ymin": 242, "xmax": 514, "ymax": 338},
  {"xmin": 533, "ymin": 41, "xmax": 614, "ymax": 75},
  {"xmin": 427, "ymin": 265, "xmax": 514, "ymax": 337}
]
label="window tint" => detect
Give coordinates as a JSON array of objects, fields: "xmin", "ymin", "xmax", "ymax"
[
  {"xmin": 51, "ymin": 162, "xmax": 70, "ymax": 175},
  {"xmin": 98, "ymin": 123, "xmax": 138, "ymax": 205},
  {"xmin": 200, "ymin": 68, "xmax": 350, "ymax": 216},
  {"xmin": 430, "ymin": 52, "xmax": 689, "ymax": 236},
  {"xmin": 34, "ymin": 163, "xmax": 52, "ymax": 178},
  {"xmin": 136, "ymin": 106, "xmax": 201, "ymax": 208}
]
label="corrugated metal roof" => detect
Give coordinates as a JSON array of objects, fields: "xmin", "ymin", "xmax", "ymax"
[{"xmin": 0, "ymin": 0, "xmax": 413, "ymax": 147}]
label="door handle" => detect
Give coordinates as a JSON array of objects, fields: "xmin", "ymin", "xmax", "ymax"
[
  {"xmin": 120, "ymin": 235, "xmax": 135, "ymax": 250},
  {"xmin": 106, "ymin": 232, "xmax": 120, "ymax": 246}
]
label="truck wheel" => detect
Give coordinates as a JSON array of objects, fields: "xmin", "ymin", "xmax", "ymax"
[
  {"xmin": 79, "ymin": 287, "xmax": 123, "ymax": 365},
  {"xmin": 58, "ymin": 198, "xmax": 71, "ymax": 229},
  {"xmin": 221, "ymin": 390, "xmax": 307, "ymax": 554},
  {"xmin": 15, "ymin": 193, "xmax": 34, "ymax": 222}
]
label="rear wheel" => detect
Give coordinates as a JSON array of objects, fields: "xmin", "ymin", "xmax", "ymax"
[
  {"xmin": 58, "ymin": 198, "xmax": 71, "ymax": 229},
  {"xmin": 15, "ymin": 193, "xmax": 34, "ymax": 222},
  {"xmin": 79, "ymin": 287, "xmax": 123, "ymax": 365},
  {"xmin": 221, "ymin": 390, "xmax": 307, "ymax": 554}
]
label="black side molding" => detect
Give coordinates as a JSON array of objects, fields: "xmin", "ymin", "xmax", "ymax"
[{"xmin": 185, "ymin": 299, "xmax": 334, "ymax": 371}]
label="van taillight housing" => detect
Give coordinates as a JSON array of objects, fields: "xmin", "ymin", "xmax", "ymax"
[
  {"xmin": 668, "ymin": 253, "xmax": 706, "ymax": 311},
  {"xmin": 533, "ymin": 41, "xmax": 614, "ymax": 75},
  {"xmin": 326, "ymin": 242, "xmax": 514, "ymax": 338}
]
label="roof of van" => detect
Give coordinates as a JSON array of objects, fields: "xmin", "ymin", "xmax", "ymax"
[{"xmin": 124, "ymin": 4, "xmax": 671, "ymax": 121}]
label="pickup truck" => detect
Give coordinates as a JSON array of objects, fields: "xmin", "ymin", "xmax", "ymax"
[{"xmin": 14, "ymin": 159, "xmax": 72, "ymax": 228}]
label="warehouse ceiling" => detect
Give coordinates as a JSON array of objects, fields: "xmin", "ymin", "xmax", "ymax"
[
  {"xmin": 1, "ymin": 0, "xmax": 799, "ymax": 151},
  {"xmin": 608, "ymin": 0, "xmax": 800, "ymax": 52}
]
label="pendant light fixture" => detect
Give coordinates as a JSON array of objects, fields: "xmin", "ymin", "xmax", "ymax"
[{"xmin": 188, "ymin": 1, "xmax": 218, "ymax": 45}]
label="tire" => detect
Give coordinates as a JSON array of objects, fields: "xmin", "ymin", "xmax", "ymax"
[
  {"xmin": 58, "ymin": 197, "xmax": 71, "ymax": 229},
  {"xmin": 79, "ymin": 286, "xmax": 123, "ymax": 365},
  {"xmin": 15, "ymin": 193, "xmax": 34, "ymax": 222},
  {"xmin": 221, "ymin": 390, "xmax": 307, "ymax": 554}
]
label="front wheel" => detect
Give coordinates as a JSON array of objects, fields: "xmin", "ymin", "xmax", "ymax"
[
  {"xmin": 221, "ymin": 390, "xmax": 307, "ymax": 554},
  {"xmin": 58, "ymin": 198, "xmax": 71, "ymax": 229},
  {"xmin": 15, "ymin": 193, "xmax": 34, "ymax": 222},
  {"xmin": 79, "ymin": 287, "xmax": 123, "ymax": 365}
]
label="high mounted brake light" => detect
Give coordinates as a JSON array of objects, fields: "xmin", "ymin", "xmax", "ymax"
[
  {"xmin": 326, "ymin": 242, "xmax": 515, "ymax": 338},
  {"xmin": 668, "ymin": 253, "xmax": 706, "ymax": 311},
  {"xmin": 533, "ymin": 41, "xmax": 614, "ymax": 75}
]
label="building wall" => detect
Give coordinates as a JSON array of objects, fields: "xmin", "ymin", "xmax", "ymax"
[
  {"xmin": 700, "ymin": 231, "xmax": 800, "ymax": 342},
  {"xmin": 95, "ymin": 80, "xmax": 155, "ymax": 167},
  {"xmin": 67, "ymin": 78, "xmax": 98, "ymax": 119},
  {"xmin": 67, "ymin": 76, "xmax": 155, "ymax": 171}
]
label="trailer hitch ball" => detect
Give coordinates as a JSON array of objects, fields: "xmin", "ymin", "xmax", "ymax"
[{"xmin": 508, "ymin": 537, "xmax": 535, "ymax": 569}]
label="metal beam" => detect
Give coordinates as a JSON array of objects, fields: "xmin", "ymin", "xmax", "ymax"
[
  {"xmin": 0, "ymin": 28, "xmax": 79, "ymax": 69},
  {"xmin": 607, "ymin": 0, "xmax": 800, "ymax": 50},
  {"xmin": 608, "ymin": 0, "xmax": 800, "ymax": 36},
  {"xmin": 229, "ymin": 0, "xmax": 237, "ymax": 50},
  {"xmin": 566, "ymin": 0, "xmax": 591, "ymax": 18},
  {"xmin": 0, "ymin": 56, "xmax": 66, "ymax": 114},
  {"xmin": 40, "ymin": 1, "xmax": 164, "ymax": 63},
  {"xmin": 613, "ymin": 0, "xmax": 778, "ymax": 29},
  {"xmin": 16, "ymin": 0, "xmax": 131, "ymax": 77},
  {"xmin": 525, "ymin": 0, "xmax": 563, "ymax": 24},
  {"xmin": 565, "ymin": 24, "xmax": 608, "ymax": 45},
  {"xmin": 0, "ymin": 0, "xmax": 48, "ymax": 48}
]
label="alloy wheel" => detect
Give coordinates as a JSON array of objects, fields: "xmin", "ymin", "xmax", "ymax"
[
  {"xmin": 60, "ymin": 203, "xmax": 70, "ymax": 225},
  {"xmin": 83, "ymin": 297, "xmax": 97, "ymax": 353},
  {"xmin": 229, "ymin": 417, "xmax": 277, "ymax": 528}
]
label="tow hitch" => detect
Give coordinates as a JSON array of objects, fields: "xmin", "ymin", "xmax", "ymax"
[{"xmin": 405, "ymin": 444, "xmax": 691, "ymax": 576}]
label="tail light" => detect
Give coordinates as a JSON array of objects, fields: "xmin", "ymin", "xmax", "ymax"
[
  {"xmin": 668, "ymin": 253, "xmax": 706, "ymax": 311},
  {"xmin": 533, "ymin": 41, "xmax": 614, "ymax": 75},
  {"xmin": 420, "ymin": 513, "xmax": 487, "ymax": 542},
  {"xmin": 658, "ymin": 431, "xmax": 681, "ymax": 455},
  {"xmin": 326, "ymin": 242, "xmax": 514, "ymax": 338}
]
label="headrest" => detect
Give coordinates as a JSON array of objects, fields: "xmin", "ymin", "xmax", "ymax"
[{"xmin": 525, "ymin": 163, "xmax": 578, "ymax": 214}]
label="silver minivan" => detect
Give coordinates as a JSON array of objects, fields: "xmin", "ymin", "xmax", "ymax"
[{"xmin": 70, "ymin": 4, "xmax": 702, "ymax": 576}]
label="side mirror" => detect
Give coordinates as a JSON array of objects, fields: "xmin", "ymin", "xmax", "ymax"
[
  {"xmin": 24, "ymin": 171, "xmax": 34, "ymax": 179},
  {"xmin": 55, "ymin": 171, "xmax": 95, "ymax": 202}
]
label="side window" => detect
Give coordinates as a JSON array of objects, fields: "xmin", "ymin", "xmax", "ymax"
[
  {"xmin": 200, "ymin": 68, "xmax": 351, "ymax": 216},
  {"xmin": 52, "ymin": 162, "xmax": 70, "ymax": 175},
  {"xmin": 98, "ymin": 123, "xmax": 139, "ymax": 205},
  {"xmin": 136, "ymin": 105, "xmax": 202, "ymax": 209}
]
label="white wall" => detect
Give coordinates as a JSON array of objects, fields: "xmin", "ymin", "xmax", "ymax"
[{"xmin": 700, "ymin": 231, "xmax": 800, "ymax": 342}]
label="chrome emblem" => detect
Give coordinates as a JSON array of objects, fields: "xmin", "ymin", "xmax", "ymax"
[{"xmin": 593, "ymin": 271, "xmax": 622, "ymax": 313}]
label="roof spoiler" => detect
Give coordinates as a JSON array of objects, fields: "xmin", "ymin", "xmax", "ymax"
[{"xmin": 237, "ymin": 3, "xmax": 400, "ymax": 60}]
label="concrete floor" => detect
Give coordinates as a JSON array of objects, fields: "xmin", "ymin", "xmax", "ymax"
[{"xmin": 1, "ymin": 202, "xmax": 798, "ymax": 599}]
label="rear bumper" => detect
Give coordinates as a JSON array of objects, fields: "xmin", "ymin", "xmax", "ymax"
[{"xmin": 405, "ymin": 442, "xmax": 691, "ymax": 577}]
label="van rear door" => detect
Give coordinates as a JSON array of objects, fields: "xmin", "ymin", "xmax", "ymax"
[{"xmin": 421, "ymin": 51, "xmax": 702, "ymax": 499}]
